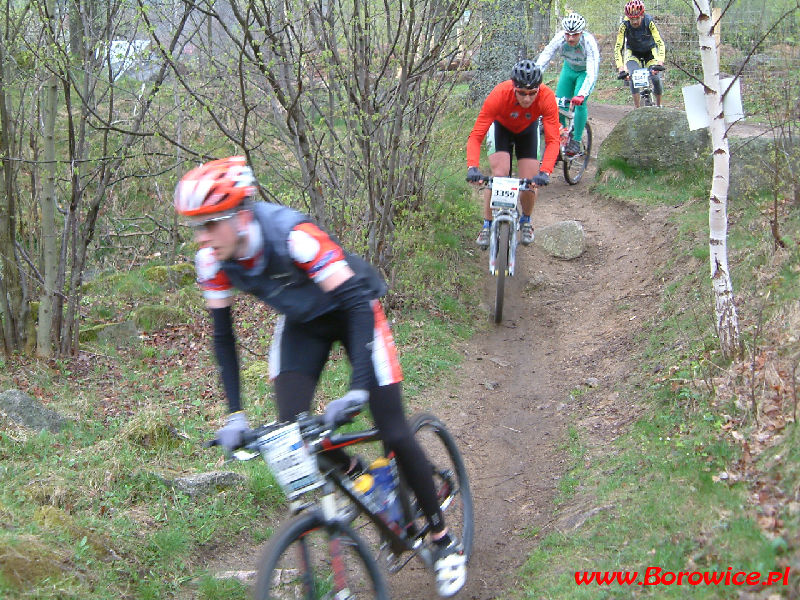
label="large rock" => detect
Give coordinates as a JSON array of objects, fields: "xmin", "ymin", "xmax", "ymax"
[
  {"xmin": 0, "ymin": 389, "xmax": 67, "ymax": 432},
  {"xmin": 597, "ymin": 107, "xmax": 710, "ymax": 171},
  {"xmin": 170, "ymin": 471, "xmax": 247, "ymax": 497},
  {"xmin": 535, "ymin": 220, "xmax": 586, "ymax": 260}
]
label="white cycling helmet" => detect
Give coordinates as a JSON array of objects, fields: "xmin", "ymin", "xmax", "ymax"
[{"xmin": 562, "ymin": 12, "xmax": 586, "ymax": 34}]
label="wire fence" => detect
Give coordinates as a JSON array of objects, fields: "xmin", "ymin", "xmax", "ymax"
[{"xmin": 548, "ymin": 2, "xmax": 799, "ymax": 117}]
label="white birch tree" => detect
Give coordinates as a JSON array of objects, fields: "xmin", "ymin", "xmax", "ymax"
[{"xmin": 691, "ymin": 0, "xmax": 741, "ymax": 359}]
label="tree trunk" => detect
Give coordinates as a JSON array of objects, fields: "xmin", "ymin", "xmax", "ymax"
[
  {"xmin": 0, "ymin": 21, "xmax": 23, "ymax": 353},
  {"xmin": 693, "ymin": 0, "xmax": 741, "ymax": 360},
  {"xmin": 37, "ymin": 0, "xmax": 60, "ymax": 357}
]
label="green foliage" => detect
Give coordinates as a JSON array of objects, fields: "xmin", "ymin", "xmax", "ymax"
[
  {"xmin": 514, "ymin": 131, "xmax": 800, "ymax": 598},
  {"xmin": 196, "ymin": 575, "xmax": 249, "ymax": 600},
  {"xmin": 592, "ymin": 161, "xmax": 710, "ymax": 207}
]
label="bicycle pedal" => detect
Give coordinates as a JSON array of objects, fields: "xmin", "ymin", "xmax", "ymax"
[{"xmin": 378, "ymin": 545, "xmax": 414, "ymax": 573}]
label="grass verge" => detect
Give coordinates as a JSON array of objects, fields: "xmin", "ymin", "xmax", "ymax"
[{"xmin": 517, "ymin": 164, "xmax": 800, "ymax": 598}]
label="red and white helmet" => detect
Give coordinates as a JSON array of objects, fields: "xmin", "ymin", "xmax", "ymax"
[
  {"xmin": 174, "ymin": 156, "xmax": 256, "ymax": 218},
  {"xmin": 625, "ymin": 0, "xmax": 645, "ymax": 18}
]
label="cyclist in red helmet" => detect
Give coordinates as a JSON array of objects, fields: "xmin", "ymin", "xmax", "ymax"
[
  {"xmin": 175, "ymin": 156, "xmax": 467, "ymax": 597},
  {"xmin": 615, "ymin": 0, "xmax": 666, "ymax": 107},
  {"xmin": 466, "ymin": 60, "xmax": 560, "ymax": 248}
]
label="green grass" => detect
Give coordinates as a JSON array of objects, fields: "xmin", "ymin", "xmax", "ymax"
[{"xmin": 514, "ymin": 152, "xmax": 800, "ymax": 599}]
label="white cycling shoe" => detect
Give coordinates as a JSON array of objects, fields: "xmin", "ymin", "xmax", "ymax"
[{"xmin": 433, "ymin": 538, "xmax": 467, "ymax": 597}]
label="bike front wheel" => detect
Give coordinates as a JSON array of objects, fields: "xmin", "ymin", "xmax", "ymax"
[
  {"xmin": 494, "ymin": 221, "xmax": 509, "ymax": 323},
  {"xmin": 563, "ymin": 122, "xmax": 592, "ymax": 185},
  {"xmin": 253, "ymin": 510, "xmax": 390, "ymax": 600},
  {"xmin": 407, "ymin": 413, "xmax": 474, "ymax": 561}
]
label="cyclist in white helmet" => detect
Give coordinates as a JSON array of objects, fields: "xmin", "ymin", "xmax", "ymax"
[{"xmin": 534, "ymin": 12, "xmax": 600, "ymax": 156}]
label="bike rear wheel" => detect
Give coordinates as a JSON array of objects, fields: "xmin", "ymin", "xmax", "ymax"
[
  {"xmin": 253, "ymin": 510, "xmax": 389, "ymax": 600},
  {"xmin": 563, "ymin": 122, "xmax": 592, "ymax": 185},
  {"xmin": 407, "ymin": 413, "xmax": 474, "ymax": 560},
  {"xmin": 494, "ymin": 221, "xmax": 509, "ymax": 323}
]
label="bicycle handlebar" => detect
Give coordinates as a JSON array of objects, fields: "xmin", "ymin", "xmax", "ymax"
[
  {"xmin": 469, "ymin": 175, "xmax": 535, "ymax": 188},
  {"xmin": 204, "ymin": 402, "xmax": 366, "ymax": 454},
  {"xmin": 618, "ymin": 64, "xmax": 665, "ymax": 80}
]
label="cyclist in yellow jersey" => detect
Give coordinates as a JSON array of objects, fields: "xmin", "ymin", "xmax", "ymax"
[{"xmin": 615, "ymin": 0, "xmax": 666, "ymax": 107}]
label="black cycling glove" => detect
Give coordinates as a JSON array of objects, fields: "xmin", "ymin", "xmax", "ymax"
[
  {"xmin": 532, "ymin": 172, "xmax": 550, "ymax": 187},
  {"xmin": 466, "ymin": 167, "xmax": 483, "ymax": 183}
]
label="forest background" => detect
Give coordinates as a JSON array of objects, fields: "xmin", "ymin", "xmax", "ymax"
[{"xmin": 1, "ymin": 0, "xmax": 799, "ymax": 598}]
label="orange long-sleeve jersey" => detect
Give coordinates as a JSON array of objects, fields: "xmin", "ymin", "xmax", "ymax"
[{"xmin": 467, "ymin": 80, "xmax": 560, "ymax": 174}]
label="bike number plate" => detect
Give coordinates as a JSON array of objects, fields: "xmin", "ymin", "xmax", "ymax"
[
  {"xmin": 631, "ymin": 68, "xmax": 649, "ymax": 90},
  {"xmin": 260, "ymin": 422, "xmax": 322, "ymax": 499},
  {"xmin": 490, "ymin": 177, "xmax": 520, "ymax": 210}
]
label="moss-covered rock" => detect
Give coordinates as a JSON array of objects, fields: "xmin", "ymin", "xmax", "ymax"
[
  {"xmin": 598, "ymin": 107, "xmax": 710, "ymax": 172},
  {"xmin": 133, "ymin": 305, "xmax": 188, "ymax": 332},
  {"xmin": 174, "ymin": 286, "xmax": 204, "ymax": 314},
  {"xmin": 0, "ymin": 534, "xmax": 67, "ymax": 590},
  {"xmin": 79, "ymin": 323, "xmax": 105, "ymax": 343},
  {"xmin": 121, "ymin": 410, "xmax": 184, "ymax": 450},
  {"xmin": 142, "ymin": 262, "xmax": 195, "ymax": 287},
  {"xmin": 80, "ymin": 321, "xmax": 140, "ymax": 345},
  {"xmin": 34, "ymin": 506, "xmax": 115, "ymax": 557}
]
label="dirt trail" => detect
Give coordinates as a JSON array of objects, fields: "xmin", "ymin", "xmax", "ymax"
[{"xmin": 389, "ymin": 103, "xmax": 676, "ymax": 599}]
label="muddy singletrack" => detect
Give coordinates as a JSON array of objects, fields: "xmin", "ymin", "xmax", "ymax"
[{"xmin": 391, "ymin": 103, "xmax": 677, "ymax": 599}]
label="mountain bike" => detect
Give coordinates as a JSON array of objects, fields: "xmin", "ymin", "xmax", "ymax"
[
  {"xmin": 481, "ymin": 175, "xmax": 533, "ymax": 324},
  {"xmin": 536, "ymin": 97, "xmax": 592, "ymax": 185},
  {"xmin": 618, "ymin": 64, "xmax": 665, "ymax": 107},
  {"xmin": 208, "ymin": 402, "xmax": 473, "ymax": 599}
]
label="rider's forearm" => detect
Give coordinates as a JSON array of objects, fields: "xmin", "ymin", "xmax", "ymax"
[
  {"xmin": 578, "ymin": 33, "xmax": 601, "ymax": 97},
  {"xmin": 614, "ymin": 24, "xmax": 627, "ymax": 71},
  {"xmin": 650, "ymin": 23, "xmax": 666, "ymax": 63},
  {"xmin": 534, "ymin": 33, "xmax": 562, "ymax": 70},
  {"xmin": 211, "ymin": 306, "xmax": 242, "ymax": 413}
]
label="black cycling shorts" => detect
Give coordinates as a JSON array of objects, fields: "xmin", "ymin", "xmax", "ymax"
[
  {"xmin": 487, "ymin": 121, "xmax": 539, "ymax": 161},
  {"xmin": 269, "ymin": 300, "xmax": 402, "ymax": 387}
]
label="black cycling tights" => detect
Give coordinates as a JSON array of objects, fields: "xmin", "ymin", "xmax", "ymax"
[{"xmin": 274, "ymin": 372, "xmax": 446, "ymax": 533}]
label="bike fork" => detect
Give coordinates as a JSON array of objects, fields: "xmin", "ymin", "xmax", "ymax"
[
  {"xmin": 508, "ymin": 226, "xmax": 517, "ymax": 277},
  {"xmin": 489, "ymin": 220, "xmax": 498, "ymax": 276}
]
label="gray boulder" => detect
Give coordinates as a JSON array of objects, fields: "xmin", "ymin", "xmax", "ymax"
[
  {"xmin": 598, "ymin": 107, "xmax": 710, "ymax": 171},
  {"xmin": 170, "ymin": 471, "xmax": 247, "ymax": 497},
  {"xmin": 535, "ymin": 220, "xmax": 586, "ymax": 260},
  {"xmin": 0, "ymin": 389, "xmax": 67, "ymax": 432}
]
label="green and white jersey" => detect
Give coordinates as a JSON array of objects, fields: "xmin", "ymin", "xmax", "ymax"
[{"xmin": 535, "ymin": 31, "xmax": 601, "ymax": 98}]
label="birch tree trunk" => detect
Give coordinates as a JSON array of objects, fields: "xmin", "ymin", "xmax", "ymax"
[{"xmin": 692, "ymin": 0, "xmax": 741, "ymax": 359}]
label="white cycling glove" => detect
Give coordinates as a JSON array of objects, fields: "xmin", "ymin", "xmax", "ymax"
[{"xmin": 324, "ymin": 390, "xmax": 369, "ymax": 428}]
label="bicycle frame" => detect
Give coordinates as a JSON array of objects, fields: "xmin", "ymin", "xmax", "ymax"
[
  {"xmin": 318, "ymin": 431, "xmax": 431, "ymax": 565},
  {"xmin": 237, "ymin": 417, "xmax": 441, "ymax": 571}
]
